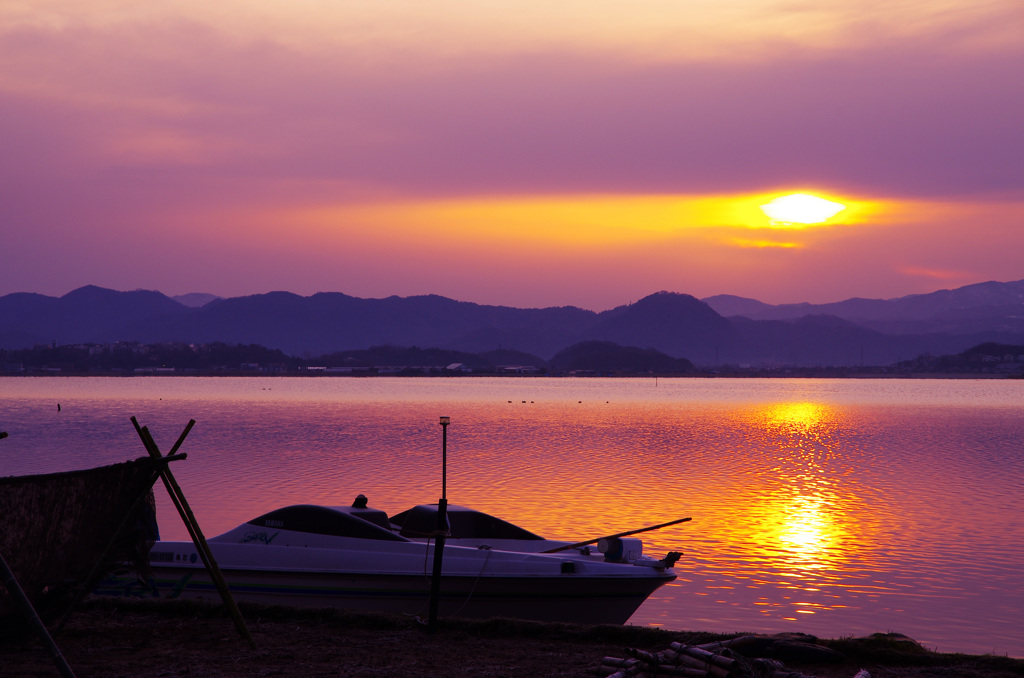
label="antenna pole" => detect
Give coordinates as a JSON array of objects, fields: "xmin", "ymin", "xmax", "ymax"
[{"xmin": 428, "ymin": 416, "xmax": 451, "ymax": 629}]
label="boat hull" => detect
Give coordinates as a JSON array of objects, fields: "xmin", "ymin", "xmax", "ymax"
[
  {"xmin": 93, "ymin": 505, "xmax": 679, "ymax": 626},
  {"xmin": 97, "ymin": 565, "xmax": 670, "ymax": 625}
]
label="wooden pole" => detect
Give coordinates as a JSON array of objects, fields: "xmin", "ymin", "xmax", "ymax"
[
  {"xmin": 130, "ymin": 417, "xmax": 256, "ymax": 650},
  {"xmin": 541, "ymin": 516, "xmax": 692, "ymax": 553}
]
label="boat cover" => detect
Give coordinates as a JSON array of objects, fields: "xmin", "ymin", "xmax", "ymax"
[{"xmin": 0, "ymin": 458, "xmax": 164, "ymax": 629}]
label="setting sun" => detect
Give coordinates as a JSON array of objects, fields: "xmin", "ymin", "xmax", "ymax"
[{"xmin": 760, "ymin": 194, "xmax": 847, "ymax": 225}]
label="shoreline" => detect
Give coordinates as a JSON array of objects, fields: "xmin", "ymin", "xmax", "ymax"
[
  {"xmin": 4, "ymin": 601, "xmax": 1023, "ymax": 677},
  {"xmin": 0, "ymin": 372, "xmax": 1018, "ymax": 379}
]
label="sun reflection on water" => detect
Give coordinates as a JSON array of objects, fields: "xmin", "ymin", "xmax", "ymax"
[
  {"xmin": 718, "ymin": 401, "xmax": 869, "ymax": 618},
  {"xmin": 778, "ymin": 494, "xmax": 835, "ymax": 567},
  {"xmin": 763, "ymin": 401, "xmax": 833, "ymax": 431}
]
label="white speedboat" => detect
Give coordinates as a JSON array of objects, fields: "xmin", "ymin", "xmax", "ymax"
[{"xmin": 96, "ymin": 498, "xmax": 680, "ymax": 625}]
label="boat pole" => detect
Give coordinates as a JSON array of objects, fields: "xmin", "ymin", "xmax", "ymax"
[
  {"xmin": 428, "ymin": 416, "xmax": 451, "ymax": 630},
  {"xmin": 541, "ymin": 516, "xmax": 693, "ymax": 553}
]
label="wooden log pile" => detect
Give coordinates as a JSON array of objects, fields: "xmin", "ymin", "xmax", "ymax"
[{"xmin": 593, "ymin": 635, "xmax": 869, "ymax": 678}]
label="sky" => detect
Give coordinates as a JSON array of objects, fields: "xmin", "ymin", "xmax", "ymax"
[{"xmin": 1, "ymin": 1, "xmax": 1022, "ymax": 311}]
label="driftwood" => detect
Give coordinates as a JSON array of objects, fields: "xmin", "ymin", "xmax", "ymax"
[{"xmin": 593, "ymin": 634, "xmax": 858, "ymax": 678}]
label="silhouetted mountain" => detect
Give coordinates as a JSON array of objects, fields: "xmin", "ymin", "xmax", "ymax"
[
  {"xmin": 589, "ymin": 292, "xmax": 737, "ymax": 365},
  {"xmin": 5, "ymin": 281, "xmax": 1024, "ymax": 367},
  {"xmin": 895, "ymin": 342, "xmax": 1024, "ymax": 376},
  {"xmin": 172, "ymin": 293, "xmax": 221, "ymax": 308},
  {"xmin": 131, "ymin": 291, "xmax": 596, "ymax": 357},
  {"xmin": 477, "ymin": 348, "xmax": 548, "ymax": 368},
  {"xmin": 549, "ymin": 341, "xmax": 695, "ymax": 373},
  {"xmin": 699, "ymin": 294, "xmax": 777, "ymax": 318},
  {"xmin": 704, "ymin": 279, "xmax": 1024, "ymax": 334},
  {"xmin": 317, "ymin": 345, "xmax": 494, "ymax": 370},
  {"xmin": 727, "ymin": 315, "xmax": 969, "ymax": 366},
  {"xmin": 0, "ymin": 286, "xmax": 188, "ymax": 347}
]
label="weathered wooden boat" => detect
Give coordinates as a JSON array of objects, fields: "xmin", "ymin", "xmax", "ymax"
[{"xmin": 95, "ymin": 498, "xmax": 681, "ymax": 625}]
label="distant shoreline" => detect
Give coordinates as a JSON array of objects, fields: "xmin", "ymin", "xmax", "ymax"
[{"xmin": 1, "ymin": 371, "xmax": 1017, "ymax": 379}]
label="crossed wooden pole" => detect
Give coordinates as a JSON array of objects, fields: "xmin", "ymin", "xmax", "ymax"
[{"xmin": 130, "ymin": 417, "xmax": 256, "ymax": 650}]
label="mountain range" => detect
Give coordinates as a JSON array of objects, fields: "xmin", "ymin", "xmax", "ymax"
[{"xmin": 3, "ymin": 279, "xmax": 1024, "ymax": 367}]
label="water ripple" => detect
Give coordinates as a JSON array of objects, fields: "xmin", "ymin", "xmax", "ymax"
[{"xmin": 2, "ymin": 376, "xmax": 1022, "ymax": 657}]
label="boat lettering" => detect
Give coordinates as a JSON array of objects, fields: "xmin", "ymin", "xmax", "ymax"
[
  {"xmin": 264, "ymin": 519, "xmax": 285, "ymax": 527},
  {"xmin": 242, "ymin": 530, "xmax": 279, "ymax": 545}
]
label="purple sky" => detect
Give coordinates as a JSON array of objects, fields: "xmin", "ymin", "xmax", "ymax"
[{"xmin": 2, "ymin": 2, "xmax": 1022, "ymax": 309}]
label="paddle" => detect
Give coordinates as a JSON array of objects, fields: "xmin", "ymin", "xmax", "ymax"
[{"xmin": 540, "ymin": 516, "xmax": 692, "ymax": 553}]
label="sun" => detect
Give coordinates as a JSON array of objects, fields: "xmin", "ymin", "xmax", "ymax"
[{"xmin": 760, "ymin": 193, "xmax": 846, "ymax": 225}]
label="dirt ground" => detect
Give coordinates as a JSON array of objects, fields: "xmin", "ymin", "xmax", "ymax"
[{"xmin": 3, "ymin": 601, "xmax": 1023, "ymax": 678}]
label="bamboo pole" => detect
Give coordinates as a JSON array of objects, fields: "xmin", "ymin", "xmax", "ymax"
[
  {"xmin": 626, "ymin": 648, "xmax": 663, "ymax": 665},
  {"xmin": 669, "ymin": 643, "xmax": 737, "ymax": 670},
  {"xmin": 601, "ymin": 636, "xmax": 829, "ymax": 678},
  {"xmin": 130, "ymin": 417, "xmax": 256, "ymax": 650},
  {"xmin": 166, "ymin": 419, "xmax": 195, "ymax": 457},
  {"xmin": 658, "ymin": 650, "xmax": 731, "ymax": 678},
  {"xmin": 609, "ymin": 645, "xmax": 726, "ymax": 678}
]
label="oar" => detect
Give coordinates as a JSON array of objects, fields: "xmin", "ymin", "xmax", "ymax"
[{"xmin": 540, "ymin": 516, "xmax": 692, "ymax": 553}]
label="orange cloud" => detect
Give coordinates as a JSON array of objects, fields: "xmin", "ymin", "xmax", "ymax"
[
  {"xmin": 272, "ymin": 191, "xmax": 885, "ymax": 252},
  {"xmin": 729, "ymin": 238, "xmax": 803, "ymax": 249},
  {"xmin": 899, "ymin": 267, "xmax": 976, "ymax": 282}
]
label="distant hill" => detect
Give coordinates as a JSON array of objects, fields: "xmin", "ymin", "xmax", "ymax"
[
  {"xmin": 703, "ymin": 279, "xmax": 1024, "ymax": 334},
  {"xmin": 549, "ymin": 341, "xmax": 695, "ymax": 373},
  {"xmin": 0, "ymin": 286, "xmax": 189, "ymax": 347},
  {"xmin": 132, "ymin": 291, "xmax": 596, "ymax": 358},
  {"xmin": 587, "ymin": 292, "xmax": 736, "ymax": 366},
  {"xmin": 4, "ymin": 280, "xmax": 1024, "ymax": 367},
  {"xmin": 894, "ymin": 342, "xmax": 1024, "ymax": 376},
  {"xmin": 172, "ymin": 293, "xmax": 221, "ymax": 308},
  {"xmin": 698, "ymin": 294, "xmax": 777, "ymax": 318}
]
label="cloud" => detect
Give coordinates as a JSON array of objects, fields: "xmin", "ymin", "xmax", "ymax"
[
  {"xmin": 2, "ymin": 10, "xmax": 1022, "ymax": 205},
  {"xmin": 899, "ymin": 266, "xmax": 976, "ymax": 282}
]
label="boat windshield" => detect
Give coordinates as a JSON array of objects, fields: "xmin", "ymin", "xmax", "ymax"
[
  {"xmin": 390, "ymin": 504, "xmax": 544, "ymax": 540},
  {"xmin": 247, "ymin": 505, "xmax": 409, "ymax": 541}
]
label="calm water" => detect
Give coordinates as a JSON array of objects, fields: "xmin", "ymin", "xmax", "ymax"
[{"xmin": 2, "ymin": 377, "xmax": 1022, "ymax": 657}]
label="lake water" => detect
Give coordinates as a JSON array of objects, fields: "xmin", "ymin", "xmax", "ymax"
[{"xmin": 2, "ymin": 376, "xmax": 1022, "ymax": 657}]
